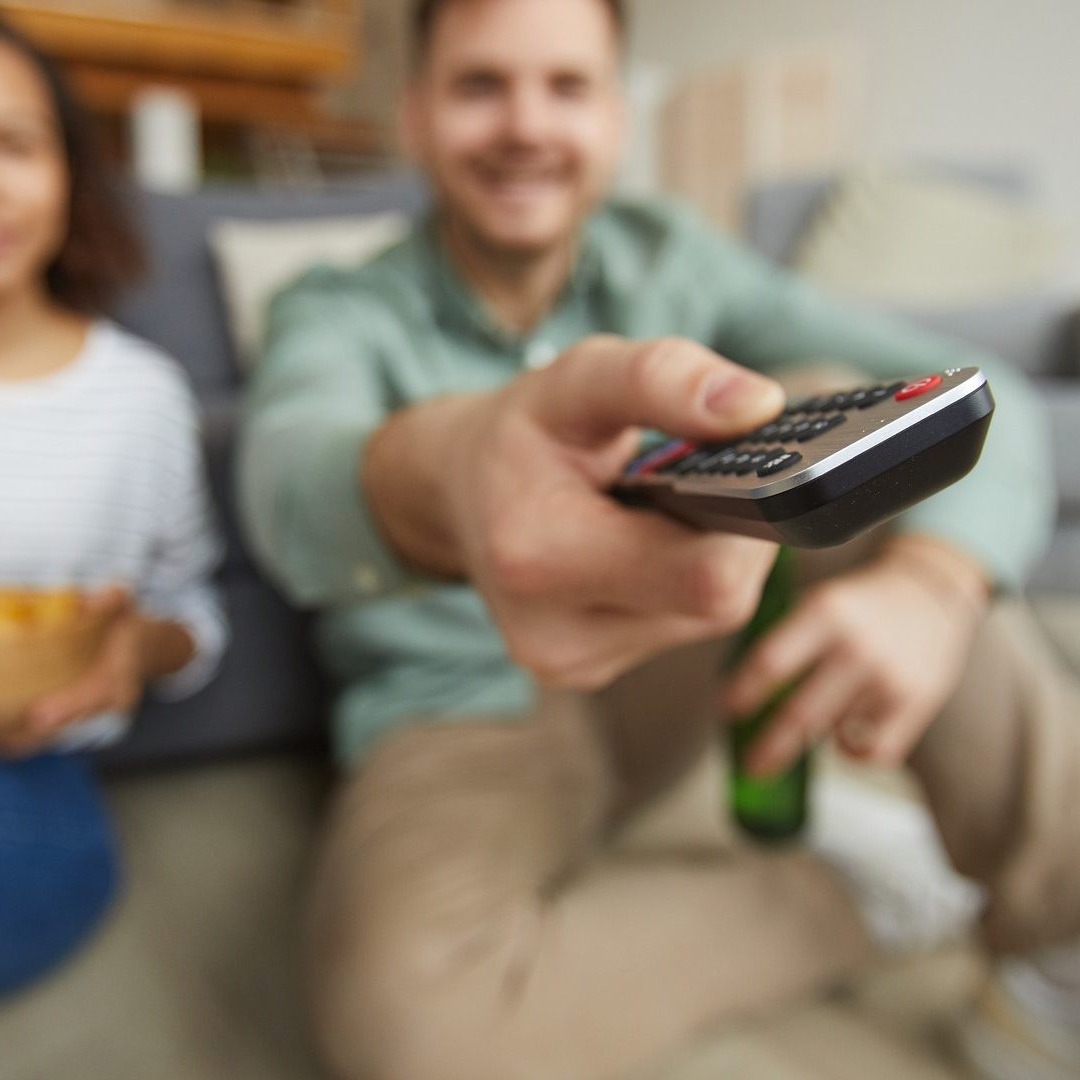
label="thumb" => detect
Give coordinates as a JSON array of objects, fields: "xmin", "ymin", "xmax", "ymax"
[{"xmin": 528, "ymin": 335, "xmax": 785, "ymax": 444}]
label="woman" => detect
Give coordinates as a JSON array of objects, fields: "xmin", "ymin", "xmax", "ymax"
[{"xmin": 0, "ymin": 18, "xmax": 226, "ymax": 995}]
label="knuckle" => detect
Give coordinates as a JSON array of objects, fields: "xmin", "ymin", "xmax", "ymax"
[
  {"xmin": 487, "ymin": 517, "xmax": 553, "ymax": 598},
  {"xmin": 834, "ymin": 634, "xmax": 872, "ymax": 669},
  {"xmin": 719, "ymin": 577, "xmax": 764, "ymax": 632},
  {"xmin": 685, "ymin": 559, "xmax": 732, "ymax": 618},
  {"xmin": 808, "ymin": 585, "xmax": 852, "ymax": 628},
  {"xmin": 505, "ymin": 631, "xmax": 612, "ymax": 691},
  {"xmin": 729, "ymin": 576, "xmax": 765, "ymax": 630},
  {"xmin": 546, "ymin": 341, "xmax": 596, "ymax": 382},
  {"xmin": 685, "ymin": 554, "xmax": 760, "ymax": 629},
  {"xmin": 746, "ymin": 644, "xmax": 785, "ymax": 687}
]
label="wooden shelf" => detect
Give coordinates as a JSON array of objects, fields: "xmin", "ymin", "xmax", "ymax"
[
  {"xmin": 5, "ymin": 1, "xmax": 360, "ymax": 84},
  {"xmin": 69, "ymin": 65, "xmax": 318, "ymax": 126},
  {"xmin": 8, "ymin": 1, "xmax": 386, "ymax": 180},
  {"xmin": 69, "ymin": 64, "xmax": 382, "ymax": 152}
]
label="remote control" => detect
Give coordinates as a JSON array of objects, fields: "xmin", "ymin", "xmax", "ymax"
[{"xmin": 614, "ymin": 367, "xmax": 994, "ymax": 548}]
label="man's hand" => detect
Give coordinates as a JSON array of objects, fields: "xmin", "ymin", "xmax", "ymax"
[
  {"xmin": 366, "ymin": 335, "xmax": 786, "ymax": 689},
  {"xmin": 0, "ymin": 587, "xmax": 195, "ymax": 758},
  {"xmin": 723, "ymin": 536, "xmax": 991, "ymax": 775}
]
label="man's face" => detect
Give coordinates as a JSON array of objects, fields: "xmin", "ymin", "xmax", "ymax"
[{"xmin": 404, "ymin": 0, "xmax": 625, "ymax": 259}]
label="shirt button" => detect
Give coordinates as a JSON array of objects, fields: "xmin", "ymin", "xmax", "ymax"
[
  {"xmin": 352, "ymin": 564, "xmax": 381, "ymax": 595},
  {"xmin": 525, "ymin": 341, "xmax": 559, "ymax": 369}
]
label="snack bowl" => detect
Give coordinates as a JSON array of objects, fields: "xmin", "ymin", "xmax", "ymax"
[{"xmin": 0, "ymin": 589, "xmax": 111, "ymax": 729}]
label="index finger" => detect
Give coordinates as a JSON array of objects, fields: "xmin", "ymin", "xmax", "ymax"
[{"xmin": 724, "ymin": 601, "xmax": 836, "ymax": 717}]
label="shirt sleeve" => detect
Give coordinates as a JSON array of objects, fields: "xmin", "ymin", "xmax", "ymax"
[
  {"xmin": 680, "ymin": 215, "xmax": 1057, "ymax": 588},
  {"xmin": 236, "ymin": 271, "xmax": 421, "ymax": 608},
  {"xmin": 138, "ymin": 376, "xmax": 229, "ymax": 701}
]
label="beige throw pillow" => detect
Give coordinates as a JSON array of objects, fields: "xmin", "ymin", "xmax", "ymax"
[
  {"xmin": 211, "ymin": 213, "xmax": 409, "ymax": 370},
  {"xmin": 792, "ymin": 166, "xmax": 1069, "ymax": 307}
]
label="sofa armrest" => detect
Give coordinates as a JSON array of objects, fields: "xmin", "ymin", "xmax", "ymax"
[
  {"xmin": 1037, "ymin": 379, "xmax": 1080, "ymax": 513},
  {"xmin": 893, "ymin": 294, "xmax": 1080, "ymax": 379}
]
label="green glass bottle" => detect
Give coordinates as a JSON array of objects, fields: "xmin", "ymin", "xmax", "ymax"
[{"xmin": 727, "ymin": 546, "xmax": 810, "ymax": 842}]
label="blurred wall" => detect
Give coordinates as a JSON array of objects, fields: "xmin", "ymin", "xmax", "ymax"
[{"xmin": 628, "ymin": 0, "xmax": 1080, "ymax": 221}]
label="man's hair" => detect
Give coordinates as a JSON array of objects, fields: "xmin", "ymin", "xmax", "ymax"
[
  {"xmin": 412, "ymin": 0, "xmax": 627, "ymax": 64},
  {"xmin": 0, "ymin": 17, "xmax": 145, "ymax": 315}
]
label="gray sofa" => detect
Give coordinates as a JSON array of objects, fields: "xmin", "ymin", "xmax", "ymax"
[
  {"xmin": 105, "ymin": 172, "xmax": 429, "ymax": 770},
  {"xmin": 111, "ymin": 165, "xmax": 1080, "ymax": 773},
  {"xmin": 1, "ymin": 168, "xmax": 1077, "ymax": 1080}
]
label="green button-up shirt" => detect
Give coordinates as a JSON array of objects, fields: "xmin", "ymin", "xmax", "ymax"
[{"xmin": 238, "ymin": 199, "xmax": 1055, "ymax": 765}]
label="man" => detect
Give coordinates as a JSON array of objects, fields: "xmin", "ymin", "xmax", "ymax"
[{"xmin": 238, "ymin": 1, "xmax": 1080, "ymax": 1077}]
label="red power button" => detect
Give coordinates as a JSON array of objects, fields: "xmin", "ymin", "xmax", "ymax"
[{"xmin": 896, "ymin": 375, "xmax": 942, "ymax": 401}]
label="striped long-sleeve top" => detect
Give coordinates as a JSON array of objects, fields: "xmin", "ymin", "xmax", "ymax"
[{"xmin": 0, "ymin": 320, "xmax": 227, "ymax": 749}]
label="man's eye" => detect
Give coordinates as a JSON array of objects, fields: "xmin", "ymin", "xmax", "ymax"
[
  {"xmin": 457, "ymin": 75, "xmax": 502, "ymax": 98},
  {"xmin": 552, "ymin": 76, "xmax": 591, "ymax": 99}
]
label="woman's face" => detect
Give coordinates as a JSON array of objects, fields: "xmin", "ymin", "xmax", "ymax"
[{"xmin": 0, "ymin": 42, "xmax": 68, "ymax": 304}]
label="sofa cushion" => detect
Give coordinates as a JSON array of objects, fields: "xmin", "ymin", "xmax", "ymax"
[
  {"xmin": 791, "ymin": 165, "xmax": 1069, "ymax": 308},
  {"xmin": 101, "ymin": 173, "xmax": 429, "ymax": 769},
  {"xmin": 1041, "ymin": 380, "xmax": 1080, "ymax": 511},
  {"xmin": 743, "ymin": 166, "xmax": 1031, "ymax": 269},
  {"xmin": 211, "ymin": 213, "xmax": 409, "ymax": 370},
  {"xmin": 115, "ymin": 171, "xmax": 429, "ymax": 395},
  {"xmin": 1029, "ymin": 524, "xmax": 1080, "ymax": 595},
  {"xmin": 888, "ymin": 292, "xmax": 1080, "ymax": 378}
]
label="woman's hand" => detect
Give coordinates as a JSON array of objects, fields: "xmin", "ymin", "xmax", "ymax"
[{"xmin": 0, "ymin": 587, "xmax": 193, "ymax": 757}]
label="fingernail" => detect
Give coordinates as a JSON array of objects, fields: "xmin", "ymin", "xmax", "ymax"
[{"xmin": 704, "ymin": 373, "xmax": 781, "ymax": 420}]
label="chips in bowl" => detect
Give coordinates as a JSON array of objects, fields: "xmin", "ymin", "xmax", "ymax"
[{"xmin": 0, "ymin": 588, "xmax": 110, "ymax": 728}]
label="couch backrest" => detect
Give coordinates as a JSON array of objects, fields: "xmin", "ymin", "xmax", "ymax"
[
  {"xmin": 742, "ymin": 164, "xmax": 1030, "ymax": 268},
  {"xmin": 116, "ymin": 172, "xmax": 430, "ymax": 395},
  {"xmin": 100, "ymin": 172, "xmax": 430, "ymax": 771},
  {"xmin": 742, "ymin": 166, "xmax": 1079, "ymax": 380}
]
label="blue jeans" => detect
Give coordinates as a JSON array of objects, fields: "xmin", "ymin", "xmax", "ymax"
[{"xmin": 0, "ymin": 752, "xmax": 119, "ymax": 997}]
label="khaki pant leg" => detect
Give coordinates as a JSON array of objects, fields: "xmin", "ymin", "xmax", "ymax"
[
  {"xmin": 910, "ymin": 598, "xmax": 1080, "ymax": 952},
  {"xmin": 306, "ymin": 659, "xmax": 870, "ymax": 1080}
]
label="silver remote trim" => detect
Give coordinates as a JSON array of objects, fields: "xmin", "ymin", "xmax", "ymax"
[{"xmin": 667, "ymin": 368, "xmax": 988, "ymax": 502}]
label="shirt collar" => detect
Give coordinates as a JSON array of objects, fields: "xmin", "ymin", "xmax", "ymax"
[{"xmin": 421, "ymin": 212, "xmax": 604, "ymax": 350}]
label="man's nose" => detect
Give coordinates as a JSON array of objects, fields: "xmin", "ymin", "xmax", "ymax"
[{"xmin": 501, "ymin": 85, "xmax": 553, "ymax": 145}]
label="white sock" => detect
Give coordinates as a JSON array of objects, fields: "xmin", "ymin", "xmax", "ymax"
[{"xmin": 809, "ymin": 772, "xmax": 987, "ymax": 954}]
